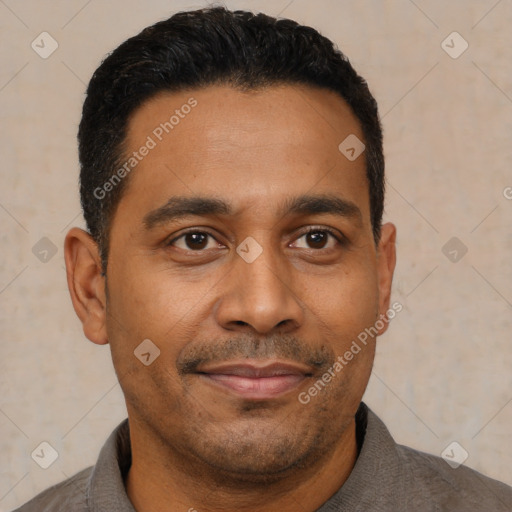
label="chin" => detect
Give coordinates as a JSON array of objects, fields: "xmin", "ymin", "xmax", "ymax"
[{"xmin": 182, "ymin": 420, "xmax": 329, "ymax": 486}]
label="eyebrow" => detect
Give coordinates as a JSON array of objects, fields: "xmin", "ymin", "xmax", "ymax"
[{"xmin": 143, "ymin": 193, "xmax": 362, "ymax": 230}]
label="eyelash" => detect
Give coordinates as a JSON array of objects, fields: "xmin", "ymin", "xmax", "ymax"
[{"xmin": 167, "ymin": 226, "xmax": 345, "ymax": 252}]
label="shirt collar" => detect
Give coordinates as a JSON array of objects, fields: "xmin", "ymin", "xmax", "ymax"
[
  {"xmin": 317, "ymin": 402, "xmax": 405, "ymax": 510},
  {"xmin": 86, "ymin": 417, "xmax": 135, "ymax": 512}
]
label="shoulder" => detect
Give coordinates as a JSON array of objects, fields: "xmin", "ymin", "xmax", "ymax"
[
  {"xmin": 355, "ymin": 405, "xmax": 512, "ymax": 511},
  {"xmin": 12, "ymin": 466, "xmax": 93, "ymax": 512},
  {"xmin": 396, "ymin": 443, "xmax": 512, "ymax": 511}
]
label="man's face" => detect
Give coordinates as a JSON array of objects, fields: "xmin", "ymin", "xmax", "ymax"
[{"xmin": 101, "ymin": 84, "xmax": 394, "ymax": 480}]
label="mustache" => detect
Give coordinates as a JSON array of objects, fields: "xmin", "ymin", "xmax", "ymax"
[{"xmin": 176, "ymin": 333, "xmax": 335, "ymax": 375}]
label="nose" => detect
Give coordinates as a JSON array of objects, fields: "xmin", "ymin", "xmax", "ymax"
[{"xmin": 214, "ymin": 244, "xmax": 304, "ymax": 334}]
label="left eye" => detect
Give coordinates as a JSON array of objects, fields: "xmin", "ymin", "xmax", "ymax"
[{"xmin": 291, "ymin": 229, "xmax": 340, "ymax": 250}]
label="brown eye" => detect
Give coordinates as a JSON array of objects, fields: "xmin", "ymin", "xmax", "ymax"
[
  {"xmin": 305, "ymin": 231, "xmax": 329, "ymax": 249},
  {"xmin": 292, "ymin": 228, "xmax": 340, "ymax": 250},
  {"xmin": 169, "ymin": 231, "xmax": 219, "ymax": 251}
]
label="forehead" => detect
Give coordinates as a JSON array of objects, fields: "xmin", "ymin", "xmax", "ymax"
[{"xmin": 117, "ymin": 84, "xmax": 370, "ymax": 226}]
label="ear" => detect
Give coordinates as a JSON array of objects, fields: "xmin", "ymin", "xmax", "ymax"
[
  {"xmin": 64, "ymin": 227, "xmax": 108, "ymax": 345},
  {"xmin": 375, "ymin": 222, "xmax": 397, "ymax": 335}
]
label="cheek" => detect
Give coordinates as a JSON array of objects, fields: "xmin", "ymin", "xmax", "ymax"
[
  {"xmin": 105, "ymin": 263, "xmax": 209, "ymax": 364},
  {"xmin": 298, "ymin": 270, "xmax": 378, "ymax": 418},
  {"xmin": 305, "ymin": 266, "xmax": 379, "ymax": 348},
  {"xmin": 104, "ymin": 272, "xmax": 191, "ymax": 408},
  {"xmin": 313, "ymin": 270, "xmax": 379, "ymax": 403}
]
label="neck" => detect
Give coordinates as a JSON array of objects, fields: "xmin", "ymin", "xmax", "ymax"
[{"xmin": 125, "ymin": 417, "xmax": 358, "ymax": 512}]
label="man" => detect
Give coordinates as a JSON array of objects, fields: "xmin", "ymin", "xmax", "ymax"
[{"xmin": 15, "ymin": 6, "xmax": 512, "ymax": 512}]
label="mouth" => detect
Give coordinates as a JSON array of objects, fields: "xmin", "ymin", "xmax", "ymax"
[{"xmin": 196, "ymin": 360, "xmax": 313, "ymax": 400}]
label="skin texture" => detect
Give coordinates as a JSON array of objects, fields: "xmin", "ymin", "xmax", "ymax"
[{"xmin": 65, "ymin": 84, "xmax": 396, "ymax": 512}]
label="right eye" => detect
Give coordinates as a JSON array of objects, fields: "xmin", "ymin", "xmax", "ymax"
[{"xmin": 167, "ymin": 230, "xmax": 224, "ymax": 252}]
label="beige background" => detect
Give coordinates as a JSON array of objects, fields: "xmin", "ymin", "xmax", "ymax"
[{"xmin": 1, "ymin": 0, "xmax": 511, "ymax": 510}]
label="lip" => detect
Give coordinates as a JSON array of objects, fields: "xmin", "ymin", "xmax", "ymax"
[{"xmin": 196, "ymin": 360, "xmax": 312, "ymax": 399}]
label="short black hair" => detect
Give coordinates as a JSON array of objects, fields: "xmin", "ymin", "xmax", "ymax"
[{"xmin": 78, "ymin": 6, "xmax": 384, "ymax": 270}]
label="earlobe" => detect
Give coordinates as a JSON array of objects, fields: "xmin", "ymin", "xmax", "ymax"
[
  {"xmin": 64, "ymin": 227, "xmax": 109, "ymax": 345},
  {"xmin": 376, "ymin": 222, "xmax": 397, "ymax": 335}
]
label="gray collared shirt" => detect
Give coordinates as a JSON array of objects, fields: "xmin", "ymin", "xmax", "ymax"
[{"xmin": 13, "ymin": 402, "xmax": 512, "ymax": 511}]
